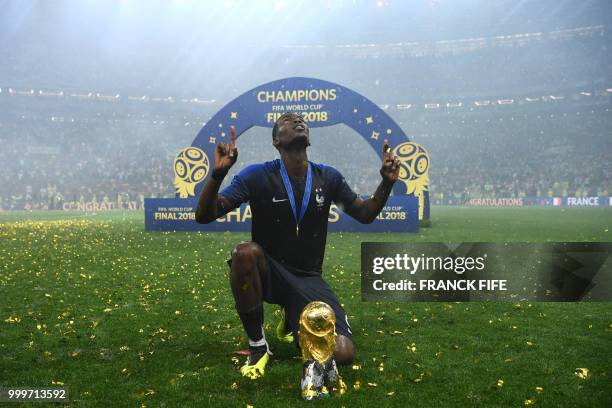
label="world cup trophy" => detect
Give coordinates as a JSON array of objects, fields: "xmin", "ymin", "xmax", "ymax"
[{"xmin": 299, "ymin": 301, "xmax": 347, "ymax": 400}]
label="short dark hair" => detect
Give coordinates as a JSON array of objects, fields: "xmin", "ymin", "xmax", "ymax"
[{"xmin": 272, "ymin": 112, "xmax": 303, "ymax": 141}]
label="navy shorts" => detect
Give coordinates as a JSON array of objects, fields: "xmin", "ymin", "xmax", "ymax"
[{"xmin": 228, "ymin": 253, "xmax": 352, "ymax": 339}]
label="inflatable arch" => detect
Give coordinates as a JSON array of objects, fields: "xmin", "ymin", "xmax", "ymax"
[{"xmin": 145, "ymin": 77, "xmax": 429, "ymax": 232}]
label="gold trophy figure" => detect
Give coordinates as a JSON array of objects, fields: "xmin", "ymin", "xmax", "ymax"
[{"xmin": 299, "ymin": 301, "xmax": 346, "ymax": 400}]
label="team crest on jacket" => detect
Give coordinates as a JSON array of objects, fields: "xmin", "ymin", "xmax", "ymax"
[{"xmin": 315, "ymin": 187, "xmax": 325, "ymax": 209}]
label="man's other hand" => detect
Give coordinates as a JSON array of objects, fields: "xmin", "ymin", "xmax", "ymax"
[
  {"xmin": 213, "ymin": 126, "xmax": 239, "ymax": 178},
  {"xmin": 380, "ymin": 139, "xmax": 399, "ymax": 183}
]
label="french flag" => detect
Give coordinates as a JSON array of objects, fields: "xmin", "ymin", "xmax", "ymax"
[{"xmin": 553, "ymin": 197, "xmax": 562, "ymax": 206}]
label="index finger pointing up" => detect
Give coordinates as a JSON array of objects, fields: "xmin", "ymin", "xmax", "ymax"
[
  {"xmin": 382, "ymin": 138, "xmax": 391, "ymax": 160},
  {"xmin": 229, "ymin": 126, "xmax": 236, "ymax": 149}
]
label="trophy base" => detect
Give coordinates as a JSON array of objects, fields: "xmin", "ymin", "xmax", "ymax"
[{"xmin": 300, "ymin": 358, "xmax": 346, "ymax": 400}]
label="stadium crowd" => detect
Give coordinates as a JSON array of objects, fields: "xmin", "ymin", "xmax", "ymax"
[
  {"xmin": 1, "ymin": 103, "xmax": 609, "ymax": 211},
  {"xmin": 2, "ymin": 16, "xmax": 610, "ymax": 210}
]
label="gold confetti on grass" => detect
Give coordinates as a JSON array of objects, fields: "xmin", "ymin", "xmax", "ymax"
[
  {"xmin": 535, "ymin": 387, "xmax": 543, "ymax": 394},
  {"xmin": 412, "ymin": 373, "xmax": 425, "ymax": 383},
  {"xmin": 10, "ymin": 216, "xmax": 599, "ymax": 405},
  {"xmin": 575, "ymin": 368, "xmax": 589, "ymax": 380},
  {"xmin": 496, "ymin": 379, "xmax": 504, "ymax": 388},
  {"xmin": 524, "ymin": 398, "xmax": 535, "ymax": 406}
]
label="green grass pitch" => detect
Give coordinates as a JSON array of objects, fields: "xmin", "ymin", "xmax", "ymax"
[{"xmin": 0, "ymin": 207, "xmax": 610, "ymax": 407}]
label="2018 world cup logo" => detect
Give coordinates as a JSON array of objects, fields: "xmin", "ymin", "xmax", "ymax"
[
  {"xmin": 393, "ymin": 142, "xmax": 429, "ymax": 220},
  {"xmin": 174, "ymin": 147, "xmax": 209, "ymax": 198}
]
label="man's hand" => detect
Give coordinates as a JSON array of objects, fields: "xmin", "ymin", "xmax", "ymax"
[
  {"xmin": 380, "ymin": 139, "xmax": 400, "ymax": 183},
  {"xmin": 344, "ymin": 138, "xmax": 399, "ymax": 224},
  {"xmin": 213, "ymin": 126, "xmax": 238, "ymax": 178},
  {"xmin": 196, "ymin": 126, "xmax": 238, "ymax": 223}
]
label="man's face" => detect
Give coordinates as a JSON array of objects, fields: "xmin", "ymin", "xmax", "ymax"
[{"xmin": 274, "ymin": 113, "xmax": 310, "ymax": 150}]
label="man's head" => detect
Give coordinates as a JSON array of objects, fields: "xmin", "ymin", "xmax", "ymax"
[{"xmin": 272, "ymin": 112, "xmax": 310, "ymax": 151}]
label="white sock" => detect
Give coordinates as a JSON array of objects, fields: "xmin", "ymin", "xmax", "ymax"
[{"xmin": 248, "ymin": 327, "xmax": 271, "ymax": 355}]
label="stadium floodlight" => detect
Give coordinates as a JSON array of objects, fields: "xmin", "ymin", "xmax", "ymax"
[
  {"xmin": 39, "ymin": 90, "xmax": 62, "ymax": 97},
  {"xmin": 96, "ymin": 93, "xmax": 119, "ymax": 101},
  {"xmin": 69, "ymin": 93, "xmax": 86, "ymax": 99}
]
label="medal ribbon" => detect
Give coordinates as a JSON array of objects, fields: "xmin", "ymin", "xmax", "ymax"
[{"xmin": 279, "ymin": 159, "xmax": 312, "ymax": 236}]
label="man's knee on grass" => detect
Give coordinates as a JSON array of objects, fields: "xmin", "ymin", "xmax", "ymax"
[{"xmin": 334, "ymin": 335, "xmax": 355, "ymax": 365}]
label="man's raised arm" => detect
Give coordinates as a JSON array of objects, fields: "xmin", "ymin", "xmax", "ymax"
[
  {"xmin": 195, "ymin": 126, "xmax": 239, "ymax": 224},
  {"xmin": 343, "ymin": 139, "xmax": 400, "ymax": 224}
]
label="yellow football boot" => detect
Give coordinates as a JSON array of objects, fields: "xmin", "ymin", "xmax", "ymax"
[
  {"xmin": 275, "ymin": 308, "xmax": 294, "ymax": 344},
  {"xmin": 240, "ymin": 350, "xmax": 270, "ymax": 380}
]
